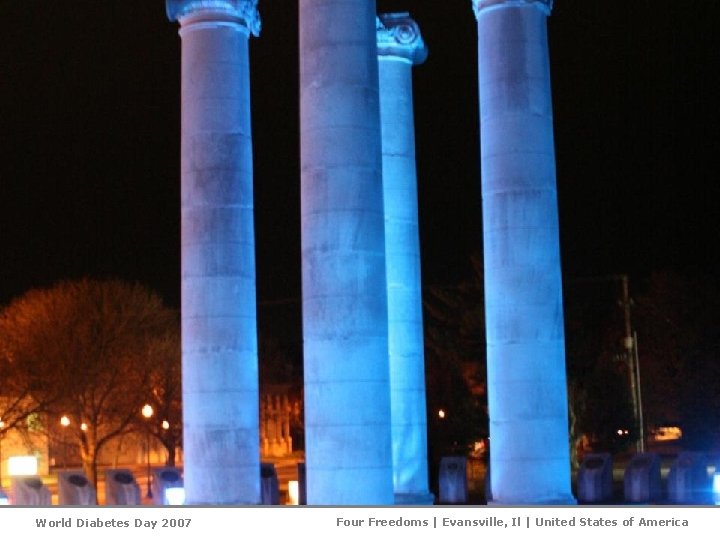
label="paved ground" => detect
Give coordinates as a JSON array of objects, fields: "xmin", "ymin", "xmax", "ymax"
[
  {"xmin": 2, "ymin": 449, "xmax": 717, "ymax": 506},
  {"xmin": 0, "ymin": 455, "xmax": 304, "ymax": 506}
]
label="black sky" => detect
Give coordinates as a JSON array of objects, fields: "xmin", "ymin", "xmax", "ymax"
[{"xmin": 1, "ymin": 1, "xmax": 719, "ymax": 341}]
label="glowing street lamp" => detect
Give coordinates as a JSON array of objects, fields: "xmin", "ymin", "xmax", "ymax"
[
  {"xmin": 142, "ymin": 404, "xmax": 154, "ymax": 420},
  {"xmin": 0, "ymin": 423, "xmax": 6, "ymax": 503},
  {"xmin": 142, "ymin": 404, "xmax": 154, "ymax": 499},
  {"xmin": 60, "ymin": 415, "xmax": 70, "ymax": 468},
  {"xmin": 0, "ymin": 418, "xmax": 5, "ymax": 488}
]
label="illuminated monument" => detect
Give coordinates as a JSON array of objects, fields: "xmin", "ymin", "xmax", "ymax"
[
  {"xmin": 166, "ymin": 0, "xmax": 261, "ymax": 504},
  {"xmin": 300, "ymin": 0, "xmax": 394, "ymax": 504},
  {"xmin": 472, "ymin": 0, "xmax": 574, "ymax": 503},
  {"xmin": 376, "ymin": 13, "xmax": 433, "ymax": 505},
  {"xmin": 165, "ymin": 0, "xmax": 574, "ymax": 506}
]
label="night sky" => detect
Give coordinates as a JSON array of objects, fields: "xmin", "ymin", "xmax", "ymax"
[{"xmin": 1, "ymin": 1, "xmax": 719, "ymax": 345}]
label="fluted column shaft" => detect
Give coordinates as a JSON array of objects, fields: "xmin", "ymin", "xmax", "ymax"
[
  {"xmin": 167, "ymin": 0, "xmax": 261, "ymax": 504},
  {"xmin": 376, "ymin": 13, "xmax": 433, "ymax": 505},
  {"xmin": 472, "ymin": 0, "xmax": 574, "ymax": 504},
  {"xmin": 300, "ymin": 0, "xmax": 394, "ymax": 505}
]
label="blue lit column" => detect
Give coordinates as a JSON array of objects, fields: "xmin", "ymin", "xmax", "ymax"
[
  {"xmin": 300, "ymin": 0, "xmax": 394, "ymax": 505},
  {"xmin": 376, "ymin": 13, "xmax": 433, "ymax": 505},
  {"xmin": 472, "ymin": 0, "xmax": 574, "ymax": 504},
  {"xmin": 166, "ymin": 0, "xmax": 261, "ymax": 504}
]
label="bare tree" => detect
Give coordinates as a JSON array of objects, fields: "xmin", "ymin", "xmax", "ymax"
[
  {"xmin": 0, "ymin": 352, "xmax": 45, "ymax": 438},
  {"xmin": 0, "ymin": 278, "xmax": 176, "ymax": 494},
  {"xmin": 139, "ymin": 325, "xmax": 182, "ymax": 466}
]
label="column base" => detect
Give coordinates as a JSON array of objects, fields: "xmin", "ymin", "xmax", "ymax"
[{"xmin": 394, "ymin": 491, "xmax": 436, "ymax": 505}]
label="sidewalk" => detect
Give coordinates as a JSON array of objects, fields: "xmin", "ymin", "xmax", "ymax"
[{"xmin": 2, "ymin": 456, "xmax": 304, "ymax": 506}]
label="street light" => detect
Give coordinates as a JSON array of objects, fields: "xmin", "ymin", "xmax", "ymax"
[
  {"xmin": 161, "ymin": 420, "xmax": 170, "ymax": 465},
  {"xmin": 142, "ymin": 404, "xmax": 154, "ymax": 499},
  {"xmin": 60, "ymin": 415, "xmax": 70, "ymax": 468},
  {"xmin": 0, "ymin": 418, "xmax": 5, "ymax": 489}
]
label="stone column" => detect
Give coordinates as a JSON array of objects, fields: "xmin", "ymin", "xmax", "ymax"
[
  {"xmin": 300, "ymin": 0, "xmax": 394, "ymax": 505},
  {"xmin": 471, "ymin": 0, "xmax": 574, "ymax": 504},
  {"xmin": 376, "ymin": 13, "xmax": 433, "ymax": 505},
  {"xmin": 166, "ymin": 0, "xmax": 261, "ymax": 504}
]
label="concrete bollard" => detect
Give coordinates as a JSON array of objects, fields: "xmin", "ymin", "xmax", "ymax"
[
  {"xmin": 104, "ymin": 468, "xmax": 141, "ymax": 505},
  {"xmin": 624, "ymin": 452, "xmax": 661, "ymax": 503},
  {"xmin": 576, "ymin": 453, "xmax": 614, "ymax": 503},
  {"xmin": 57, "ymin": 470, "xmax": 96, "ymax": 505}
]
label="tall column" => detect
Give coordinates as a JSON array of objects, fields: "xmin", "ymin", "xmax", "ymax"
[
  {"xmin": 376, "ymin": 13, "xmax": 433, "ymax": 505},
  {"xmin": 166, "ymin": 0, "xmax": 261, "ymax": 504},
  {"xmin": 300, "ymin": 0, "xmax": 394, "ymax": 505},
  {"xmin": 472, "ymin": 0, "xmax": 574, "ymax": 504}
]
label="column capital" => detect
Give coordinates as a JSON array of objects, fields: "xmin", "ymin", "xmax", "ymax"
[
  {"xmin": 166, "ymin": 0, "xmax": 261, "ymax": 36},
  {"xmin": 472, "ymin": 0, "xmax": 552, "ymax": 19},
  {"xmin": 376, "ymin": 13, "xmax": 427, "ymax": 65}
]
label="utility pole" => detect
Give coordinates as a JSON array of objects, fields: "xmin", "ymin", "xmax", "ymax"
[
  {"xmin": 633, "ymin": 330, "xmax": 645, "ymax": 452},
  {"xmin": 573, "ymin": 274, "xmax": 645, "ymax": 452},
  {"xmin": 620, "ymin": 275, "xmax": 645, "ymax": 452}
]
